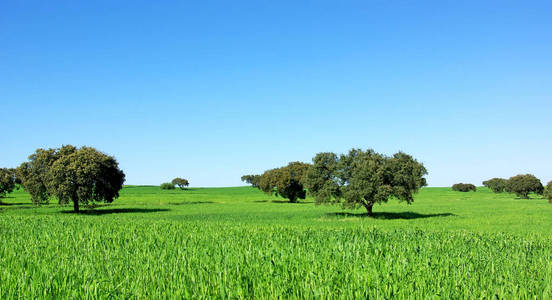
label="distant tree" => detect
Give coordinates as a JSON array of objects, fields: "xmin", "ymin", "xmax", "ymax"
[
  {"xmin": 452, "ymin": 183, "xmax": 477, "ymax": 192},
  {"xmin": 160, "ymin": 182, "xmax": 175, "ymax": 190},
  {"xmin": 505, "ymin": 174, "xmax": 543, "ymax": 199},
  {"xmin": 171, "ymin": 178, "xmax": 189, "ymax": 190},
  {"xmin": 304, "ymin": 149, "xmax": 427, "ymax": 216},
  {"xmin": 258, "ymin": 162, "xmax": 310, "ymax": 203},
  {"xmin": 0, "ymin": 168, "xmax": 18, "ymax": 201},
  {"xmin": 241, "ymin": 174, "xmax": 261, "ymax": 188},
  {"xmin": 482, "ymin": 178, "xmax": 507, "ymax": 193},
  {"xmin": 17, "ymin": 146, "xmax": 77, "ymax": 204},
  {"xmin": 544, "ymin": 181, "xmax": 552, "ymax": 203},
  {"xmin": 46, "ymin": 146, "xmax": 125, "ymax": 213}
]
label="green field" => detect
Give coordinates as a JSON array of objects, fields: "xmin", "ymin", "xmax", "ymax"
[{"xmin": 1, "ymin": 186, "xmax": 551, "ymax": 298}]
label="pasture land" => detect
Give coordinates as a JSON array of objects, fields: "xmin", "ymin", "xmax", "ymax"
[{"xmin": 1, "ymin": 186, "xmax": 551, "ymax": 298}]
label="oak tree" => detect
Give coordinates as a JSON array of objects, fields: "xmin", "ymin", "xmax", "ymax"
[
  {"xmin": 160, "ymin": 182, "xmax": 175, "ymax": 190},
  {"xmin": 241, "ymin": 174, "xmax": 261, "ymax": 188},
  {"xmin": 304, "ymin": 149, "xmax": 427, "ymax": 216},
  {"xmin": 46, "ymin": 146, "xmax": 125, "ymax": 212},
  {"xmin": 0, "ymin": 168, "xmax": 18, "ymax": 201},
  {"xmin": 505, "ymin": 174, "xmax": 543, "ymax": 199},
  {"xmin": 171, "ymin": 178, "xmax": 189, "ymax": 190},
  {"xmin": 17, "ymin": 146, "xmax": 76, "ymax": 204},
  {"xmin": 544, "ymin": 181, "xmax": 552, "ymax": 203},
  {"xmin": 482, "ymin": 178, "xmax": 507, "ymax": 193},
  {"xmin": 258, "ymin": 162, "xmax": 310, "ymax": 203},
  {"xmin": 452, "ymin": 183, "xmax": 477, "ymax": 192}
]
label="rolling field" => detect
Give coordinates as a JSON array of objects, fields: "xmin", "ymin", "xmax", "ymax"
[{"xmin": 1, "ymin": 186, "xmax": 552, "ymax": 298}]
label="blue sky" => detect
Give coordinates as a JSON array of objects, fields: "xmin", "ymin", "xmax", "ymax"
[{"xmin": 1, "ymin": 0, "xmax": 551, "ymax": 187}]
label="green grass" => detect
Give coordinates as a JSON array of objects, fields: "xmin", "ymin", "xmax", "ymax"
[{"xmin": 1, "ymin": 186, "xmax": 552, "ymax": 298}]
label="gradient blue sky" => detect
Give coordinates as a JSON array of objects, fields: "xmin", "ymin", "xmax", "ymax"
[{"xmin": 1, "ymin": 1, "xmax": 551, "ymax": 187}]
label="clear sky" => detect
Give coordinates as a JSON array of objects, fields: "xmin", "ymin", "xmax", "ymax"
[{"xmin": 1, "ymin": 0, "xmax": 551, "ymax": 187}]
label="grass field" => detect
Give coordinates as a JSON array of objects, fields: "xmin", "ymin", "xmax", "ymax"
[{"xmin": 1, "ymin": 186, "xmax": 551, "ymax": 298}]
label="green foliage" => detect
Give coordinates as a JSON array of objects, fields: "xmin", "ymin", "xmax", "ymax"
[
  {"xmin": 482, "ymin": 178, "xmax": 507, "ymax": 193},
  {"xmin": 544, "ymin": 181, "xmax": 552, "ymax": 203},
  {"xmin": 46, "ymin": 146, "xmax": 126, "ymax": 212},
  {"xmin": 2, "ymin": 186, "xmax": 552, "ymax": 298},
  {"xmin": 0, "ymin": 168, "xmax": 18, "ymax": 199},
  {"xmin": 452, "ymin": 183, "xmax": 477, "ymax": 192},
  {"xmin": 505, "ymin": 174, "xmax": 543, "ymax": 199},
  {"xmin": 258, "ymin": 162, "xmax": 310, "ymax": 203},
  {"xmin": 16, "ymin": 146, "xmax": 76, "ymax": 204},
  {"xmin": 171, "ymin": 178, "xmax": 189, "ymax": 190},
  {"xmin": 160, "ymin": 182, "xmax": 175, "ymax": 190},
  {"xmin": 241, "ymin": 174, "xmax": 261, "ymax": 188},
  {"xmin": 305, "ymin": 149, "xmax": 427, "ymax": 215},
  {"xmin": 17, "ymin": 145, "xmax": 125, "ymax": 210}
]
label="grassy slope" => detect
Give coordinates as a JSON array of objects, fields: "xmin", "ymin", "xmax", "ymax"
[{"xmin": 1, "ymin": 186, "xmax": 551, "ymax": 298}]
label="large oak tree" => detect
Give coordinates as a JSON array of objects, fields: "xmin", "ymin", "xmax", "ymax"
[
  {"xmin": 18, "ymin": 145, "xmax": 125, "ymax": 212},
  {"xmin": 505, "ymin": 174, "xmax": 543, "ymax": 199},
  {"xmin": 304, "ymin": 149, "xmax": 427, "ymax": 216}
]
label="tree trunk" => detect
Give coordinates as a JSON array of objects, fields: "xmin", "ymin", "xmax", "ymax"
[
  {"xmin": 73, "ymin": 199, "xmax": 79, "ymax": 213},
  {"xmin": 364, "ymin": 203, "xmax": 373, "ymax": 216},
  {"xmin": 521, "ymin": 193, "xmax": 529, "ymax": 199}
]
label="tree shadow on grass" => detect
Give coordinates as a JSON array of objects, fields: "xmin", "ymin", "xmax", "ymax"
[
  {"xmin": 327, "ymin": 211, "xmax": 456, "ymax": 220},
  {"xmin": 513, "ymin": 196, "xmax": 545, "ymax": 200},
  {"xmin": 172, "ymin": 188, "xmax": 201, "ymax": 192},
  {"xmin": 0, "ymin": 202, "xmax": 40, "ymax": 210},
  {"xmin": 0, "ymin": 202, "xmax": 31, "ymax": 206},
  {"xmin": 168, "ymin": 201, "xmax": 214, "ymax": 205},
  {"xmin": 254, "ymin": 199, "xmax": 314, "ymax": 204},
  {"xmin": 61, "ymin": 208, "xmax": 170, "ymax": 215}
]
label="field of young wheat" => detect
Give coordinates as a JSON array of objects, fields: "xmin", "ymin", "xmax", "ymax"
[{"xmin": 1, "ymin": 186, "xmax": 551, "ymax": 298}]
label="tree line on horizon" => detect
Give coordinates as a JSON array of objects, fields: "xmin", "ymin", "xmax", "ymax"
[
  {"xmin": 452, "ymin": 174, "xmax": 548, "ymax": 200},
  {"xmin": 243, "ymin": 149, "xmax": 552, "ymax": 213},
  {"xmin": 2, "ymin": 145, "xmax": 552, "ymax": 214}
]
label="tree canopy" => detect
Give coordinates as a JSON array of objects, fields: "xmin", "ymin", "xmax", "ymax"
[
  {"xmin": 304, "ymin": 149, "xmax": 427, "ymax": 215},
  {"xmin": 0, "ymin": 168, "xmax": 18, "ymax": 200},
  {"xmin": 482, "ymin": 178, "xmax": 507, "ymax": 193},
  {"xmin": 241, "ymin": 174, "xmax": 261, "ymax": 188},
  {"xmin": 171, "ymin": 178, "xmax": 189, "ymax": 190},
  {"xmin": 452, "ymin": 183, "xmax": 477, "ymax": 192},
  {"xmin": 18, "ymin": 145, "xmax": 125, "ymax": 212},
  {"xmin": 17, "ymin": 145, "xmax": 77, "ymax": 204},
  {"xmin": 46, "ymin": 146, "xmax": 126, "ymax": 212},
  {"xmin": 505, "ymin": 174, "xmax": 543, "ymax": 199},
  {"xmin": 258, "ymin": 162, "xmax": 310, "ymax": 203},
  {"xmin": 545, "ymin": 181, "xmax": 552, "ymax": 203},
  {"xmin": 160, "ymin": 182, "xmax": 175, "ymax": 190}
]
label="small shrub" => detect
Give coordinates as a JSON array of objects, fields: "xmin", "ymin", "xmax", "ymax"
[
  {"xmin": 505, "ymin": 174, "xmax": 543, "ymax": 199},
  {"xmin": 544, "ymin": 181, "xmax": 552, "ymax": 203},
  {"xmin": 452, "ymin": 183, "xmax": 477, "ymax": 192},
  {"xmin": 160, "ymin": 182, "xmax": 175, "ymax": 190},
  {"xmin": 482, "ymin": 178, "xmax": 507, "ymax": 193}
]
